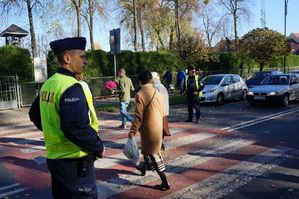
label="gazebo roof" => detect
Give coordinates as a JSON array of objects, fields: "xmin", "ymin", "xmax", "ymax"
[{"xmin": 0, "ymin": 24, "xmax": 29, "ymax": 37}]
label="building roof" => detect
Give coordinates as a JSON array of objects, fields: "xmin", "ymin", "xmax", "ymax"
[
  {"xmin": 289, "ymin": 32, "xmax": 299, "ymax": 44},
  {"xmin": 292, "ymin": 33, "xmax": 299, "ymax": 38},
  {"xmin": 0, "ymin": 24, "xmax": 29, "ymax": 37},
  {"xmin": 290, "ymin": 43, "xmax": 299, "ymax": 55}
]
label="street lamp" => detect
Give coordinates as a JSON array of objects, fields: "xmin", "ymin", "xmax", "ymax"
[{"xmin": 283, "ymin": 0, "xmax": 289, "ymax": 73}]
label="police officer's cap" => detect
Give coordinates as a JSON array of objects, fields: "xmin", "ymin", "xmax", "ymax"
[{"xmin": 49, "ymin": 37, "xmax": 86, "ymax": 55}]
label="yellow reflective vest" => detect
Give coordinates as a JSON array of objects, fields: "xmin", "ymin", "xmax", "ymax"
[
  {"xmin": 40, "ymin": 73, "xmax": 98, "ymax": 159},
  {"xmin": 184, "ymin": 75, "xmax": 203, "ymax": 97}
]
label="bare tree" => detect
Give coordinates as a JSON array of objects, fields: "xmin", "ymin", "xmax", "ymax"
[
  {"xmin": 218, "ymin": 0, "xmax": 251, "ymax": 44},
  {"xmin": 166, "ymin": 0, "xmax": 209, "ymax": 49},
  {"xmin": 145, "ymin": 0, "xmax": 172, "ymax": 50},
  {"xmin": 70, "ymin": 0, "xmax": 84, "ymax": 37},
  {"xmin": 200, "ymin": 4, "xmax": 226, "ymax": 48},
  {"xmin": 118, "ymin": 0, "xmax": 138, "ymax": 51},
  {"xmin": 82, "ymin": 0, "xmax": 105, "ymax": 50}
]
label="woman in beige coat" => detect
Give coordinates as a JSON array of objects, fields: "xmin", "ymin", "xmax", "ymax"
[{"xmin": 128, "ymin": 71, "xmax": 170, "ymax": 191}]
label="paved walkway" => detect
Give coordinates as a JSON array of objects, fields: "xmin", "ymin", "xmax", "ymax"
[{"xmin": 0, "ymin": 108, "xmax": 30, "ymax": 126}]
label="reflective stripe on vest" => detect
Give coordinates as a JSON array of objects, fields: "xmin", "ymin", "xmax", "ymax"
[
  {"xmin": 40, "ymin": 73, "xmax": 98, "ymax": 159},
  {"xmin": 79, "ymin": 82, "xmax": 99, "ymax": 132},
  {"xmin": 185, "ymin": 75, "xmax": 203, "ymax": 97}
]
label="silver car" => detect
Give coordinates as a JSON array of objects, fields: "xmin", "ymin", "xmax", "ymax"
[
  {"xmin": 246, "ymin": 74, "xmax": 299, "ymax": 106},
  {"xmin": 201, "ymin": 74, "xmax": 248, "ymax": 104}
]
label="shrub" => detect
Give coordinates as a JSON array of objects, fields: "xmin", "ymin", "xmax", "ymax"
[{"xmin": 0, "ymin": 45, "xmax": 32, "ymax": 81}]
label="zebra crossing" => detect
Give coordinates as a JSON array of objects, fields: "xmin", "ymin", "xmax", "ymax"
[{"xmin": 0, "ymin": 119, "xmax": 298, "ymax": 199}]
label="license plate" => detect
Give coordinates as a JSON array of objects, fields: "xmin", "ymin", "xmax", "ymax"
[{"xmin": 254, "ymin": 95, "xmax": 265, "ymax": 100}]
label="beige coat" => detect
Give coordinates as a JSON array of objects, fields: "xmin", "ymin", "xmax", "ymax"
[{"xmin": 129, "ymin": 84, "xmax": 165, "ymax": 155}]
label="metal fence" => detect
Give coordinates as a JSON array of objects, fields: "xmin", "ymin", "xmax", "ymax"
[
  {"xmin": 2, "ymin": 66, "xmax": 299, "ymax": 110},
  {"xmin": 0, "ymin": 75, "xmax": 21, "ymax": 110}
]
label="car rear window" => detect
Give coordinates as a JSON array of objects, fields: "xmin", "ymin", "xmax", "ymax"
[
  {"xmin": 249, "ymin": 72, "xmax": 270, "ymax": 80},
  {"xmin": 203, "ymin": 75, "xmax": 224, "ymax": 85},
  {"xmin": 261, "ymin": 75, "xmax": 290, "ymax": 85}
]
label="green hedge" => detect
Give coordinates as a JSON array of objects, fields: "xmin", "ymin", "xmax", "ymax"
[
  {"xmin": 0, "ymin": 45, "xmax": 33, "ymax": 81},
  {"xmin": 2, "ymin": 45, "xmax": 298, "ymax": 83},
  {"xmin": 47, "ymin": 49, "xmax": 183, "ymax": 77}
]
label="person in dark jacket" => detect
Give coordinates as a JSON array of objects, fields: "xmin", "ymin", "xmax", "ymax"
[
  {"xmin": 184, "ymin": 66, "xmax": 204, "ymax": 124},
  {"xmin": 162, "ymin": 68, "xmax": 173, "ymax": 90},
  {"xmin": 29, "ymin": 37, "xmax": 104, "ymax": 199}
]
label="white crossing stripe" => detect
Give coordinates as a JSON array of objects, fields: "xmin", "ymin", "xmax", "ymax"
[
  {"xmin": 102, "ymin": 128, "xmax": 185, "ymax": 150},
  {"xmin": 94, "ymin": 132, "xmax": 215, "ymax": 169},
  {"xmin": 96, "ymin": 138, "xmax": 254, "ymax": 199},
  {"xmin": 0, "ymin": 188, "xmax": 27, "ymax": 198},
  {"xmin": 0, "ymin": 123, "xmax": 35, "ymax": 135},
  {"xmin": 221, "ymin": 108, "xmax": 299, "ymax": 131},
  {"xmin": 0, "ymin": 183, "xmax": 20, "ymax": 191},
  {"xmin": 4, "ymin": 131, "xmax": 41, "ymax": 139},
  {"xmin": 164, "ymin": 146, "xmax": 299, "ymax": 199},
  {"xmin": 0, "ymin": 183, "xmax": 28, "ymax": 198}
]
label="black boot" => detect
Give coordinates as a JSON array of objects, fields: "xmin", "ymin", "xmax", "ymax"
[
  {"xmin": 135, "ymin": 163, "xmax": 146, "ymax": 176},
  {"xmin": 161, "ymin": 142, "xmax": 165, "ymax": 151},
  {"xmin": 154, "ymin": 170, "xmax": 170, "ymax": 191},
  {"xmin": 154, "ymin": 181, "xmax": 170, "ymax": 191}
]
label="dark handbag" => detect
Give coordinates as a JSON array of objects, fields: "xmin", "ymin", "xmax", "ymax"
[{"xmin": 163, "ymin": 116, "xmax": 171, "ymax": 136}]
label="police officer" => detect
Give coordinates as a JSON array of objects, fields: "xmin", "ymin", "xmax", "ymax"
[
  {"xmin": 184, "ymin": 66, "xmax": 204, "ymax": 123},
  {"xmin": 29, "ymin": 37, "xmax": 104, "ymax": 199}
]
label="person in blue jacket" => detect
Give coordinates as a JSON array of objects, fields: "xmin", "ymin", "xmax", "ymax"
[
  {"xmin": 29, "ymin": 37, "xmax": 104, "ymax": 199},
  {"xmin": 177, "ymin": 68, "xmax": 187, "ymax": 94}
]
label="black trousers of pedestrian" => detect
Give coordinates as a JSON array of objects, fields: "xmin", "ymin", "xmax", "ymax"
[
  {"xmin": 47, "ymin": 154, "xmax": 98, "ymax": 199},
  {"xmin": 187, "ymin": 95, "xmax": 201, "ymax": 121}
]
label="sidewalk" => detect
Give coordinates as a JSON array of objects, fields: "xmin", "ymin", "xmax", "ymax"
[
  {"xmin": 0, "ymin": 101, "xmax": 187, "ymax": 127},
  {"xmin": 0, "ymin": 107, "xmax": 30, "ymax": 126}
]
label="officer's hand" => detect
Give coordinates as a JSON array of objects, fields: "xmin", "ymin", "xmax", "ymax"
[
  {"xmin": 98, "ymin": 146, "xmax": 105, "ymax": 158},
  {"xmin": 194, "ymin": 91, "xmax": 198, "ymax": 95}
]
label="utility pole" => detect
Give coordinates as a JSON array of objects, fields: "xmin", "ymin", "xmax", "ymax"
[
  {"xmin": 283, "ymin": 0, "xmax": 289, "ymax": 73},
  {"xmin": 261, "ymin": 0, "xmax": 266, "ymax": 28}
]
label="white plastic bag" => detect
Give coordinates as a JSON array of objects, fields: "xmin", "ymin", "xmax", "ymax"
[{"xmin": 123, "ymin": 137, "xmax": 140, "ymax": 166}]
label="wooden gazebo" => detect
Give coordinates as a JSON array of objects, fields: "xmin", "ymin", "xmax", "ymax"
[{"xmin": 0, "ymin": 24, "xmax": 28, "ymax": 46}]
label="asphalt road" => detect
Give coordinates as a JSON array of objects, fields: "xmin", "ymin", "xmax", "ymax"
[
  {"xmin": 0, "ymin": 99, "xmax": 298, "ymax": 199},
  {"xmin": 171, "ymin": 99, "xmax": 299, "ymax": 199}
]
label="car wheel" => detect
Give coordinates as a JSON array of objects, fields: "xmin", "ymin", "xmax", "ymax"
[
  {"xmin": 249, "ymin": 101, "xmax": 256, "ymax": 106},
  {"xmin": 282, "ymin": 95, "xmax": 289, "ymax": 107},
  {"xmin": 216, "ymin": 93, "xmax": 224, "ymax": 105},
  {"xmin": 240, "ymin": 90, "xmax": 247, "ymax": 100}
]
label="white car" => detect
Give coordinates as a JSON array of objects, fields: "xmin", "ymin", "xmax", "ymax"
[
  {"xmin": 201, "ymin": 74, "xmax": 248, "ymax": 104},
  {"xmin": 246, "ymin": 74, "xmax": 299, "ymax": 106}
]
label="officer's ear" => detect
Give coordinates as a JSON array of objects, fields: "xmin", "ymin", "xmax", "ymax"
[{"xmin": 63, "ymin": 53, "xmax": 72, "ymax": 64}]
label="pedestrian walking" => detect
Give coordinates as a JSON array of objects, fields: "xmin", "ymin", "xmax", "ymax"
[
  {"xmin": 162, "ymin": 68, "xmax": 173, "ymax": 90},
  {"xmin": 29, "ymin": 37, "xmax": 104, "ymax": 199},
  {"xmin": 151, "ymin": 71, "xmax": 170, "ymax": 151},
  {"xmin": 129, "ymin": 71, "xmax": 170, "ymax": 191},
  {"xmin": 177, "ymin": 68, "xmax": 187, "ymax": 94},
  {"xmin": 184, "ymin": 66, "xmax": 204, "ymax": 123},
  {"xmin": 112, "ymin": 68, "xmax": 134, "ymax": 129}
]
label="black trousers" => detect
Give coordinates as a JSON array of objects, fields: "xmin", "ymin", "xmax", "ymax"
[
  {"xmin": 187, "ymin": 95, "xmax": 201, "ymax": 120},
  {"xmin": 47, "ymin": 154, "xmax": 98, "ymax": 199}
]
